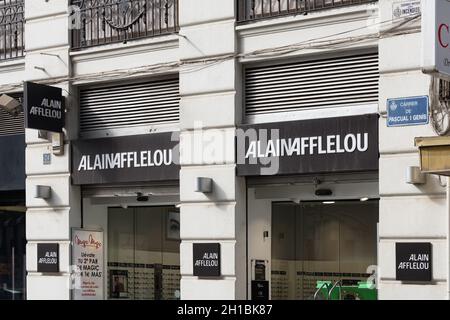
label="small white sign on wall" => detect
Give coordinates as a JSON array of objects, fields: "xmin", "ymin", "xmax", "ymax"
[
  {"xmin": 423, "ymin": 0, "xmax": 450, "ymax": 79},
  {"xmin": 393, "ymin": 1, "xmax": 421, "ymax": 20}
]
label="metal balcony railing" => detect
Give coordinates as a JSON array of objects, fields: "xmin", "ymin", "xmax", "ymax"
[
  {"xmin": 71, "ymin": 0, "xmax": 179, "ymax": 50},
  {"xmin": 0, "ymin": 0, "xmax": 24, "ymax": 61},
  {"xmin": 237, "ymin": 0, "xmax": 378, "ymax": 23}
]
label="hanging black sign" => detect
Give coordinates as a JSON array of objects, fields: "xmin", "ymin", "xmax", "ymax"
[
  {"xmin": 251, "ymin": 280, "xmax": 269, "ymax": 300},
  {"xmin": 193, "ymin": 243, "xmax": 221, "ymax": 277},
  {"xmin": 71, "ymin": 132, "xmax": 180, "ymax": 185},
  {"xmin": 24, "ymin": 82, "xmax": 64, "ymax": 133},
  {"xmin": 396, "ymin": 242, "xmax": 432, "ymax": 282},
  {"xmin": 37, "ymin": 243, "xmax": 59, "ymax": 273},
  {"xmin": 236, "ymin": 114, "xmax": 379, "ymax": 176}
]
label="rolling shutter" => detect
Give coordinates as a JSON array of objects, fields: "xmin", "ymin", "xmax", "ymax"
[
  {"xmin": 245, "ymin": 52, "xmax": 379, "ymax": 117},
  {"xmin": 0, "ymin": 93, "xmax": 24, "ymax": 136},
  {"xmin": 79, "ymin": 77, "xmax": 180, "ymax": 134}
]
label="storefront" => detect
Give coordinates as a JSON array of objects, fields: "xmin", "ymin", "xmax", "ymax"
[
  {"xmin": 237, "ymin": 114, "xmax": 380, "ymax": 300},
  {"xmin": 71, "ymin": 131, "xmax": 181, "ymax": 300},
  {"xmin": 0, "ymin": 107, "xmax": 26, "ymax": 300}
]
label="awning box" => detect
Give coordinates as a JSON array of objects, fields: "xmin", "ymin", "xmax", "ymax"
[{"xmin": 415, "ymin": 136, "xmax": 450, "ymax": 176}]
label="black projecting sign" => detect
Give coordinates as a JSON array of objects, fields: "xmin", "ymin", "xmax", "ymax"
[
  {"xmin": 71, "ymin": 132, "xmax": 180, "ymax": 185},
  {"xmin": 396, "ymin": 242, "xmax": 432, "ymax": 282},
  {"xmin": 237, "ymin": 114, "xmax": 379, "ymax": 176},
  {"xmin": 24, "ymin": 82, "xmax": 64, "ymax": 133},
  {"xmin": 193, "ymin": 243, "xmax": 221, "ymax": 277},
  {"xmin": 37, "ymin": 243, "xmax": 59, "ymax": 273}
]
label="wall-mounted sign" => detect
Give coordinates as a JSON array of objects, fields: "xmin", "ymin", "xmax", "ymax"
[
  {"xmin": 237, "ymin": 114, "xmax": 379, "ymax": 176},
  {"xmin": 396, "ymin": 242, "xmax": 432, "ymax": 282},
  {"xmin": 387, "ymin": 96, "xmax": 429, "ymax": 127},
  {"xmin": 251, "ymin": 280, "xmax": 269, "ymax": 300},
  {"xmin": 423, "ymin": 0, "xmax": 450, "ymax": 79},
  {"xmin": 193, "ymin": 243, "xmax": 221, "ymax": 277},
  {"xmin": 71, "ymin": 132, "xmax": 180, "ymax": 185},
  {"xmin": 393, "ymin": 1, "xmax": 421, "ymax": 20},
  {"xmin": 24, "ymin": 82, "xmax": 64, "ymax": 133},
  {"xmin": 37, "ymin": 243, "xmax": 59, "ymax": 273},
  {"xmin": 72, "ymin": 229, "xmax": 104, "ymax": 300}
]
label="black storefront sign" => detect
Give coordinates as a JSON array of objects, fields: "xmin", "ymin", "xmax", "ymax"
[
  {"xmin": 37, "ymin": 243, "xmax": 59, "ymax": 273},
  {"xmin": 71, "ymin": 132, "xmax": 180, "ymax": 185},
  {"xmin": 24, "ymin": 82, "xmax": 64, "ymax": 133},
  {"xmin": 193, "ymin": 243, "xmax": 221, "ymax": 277},
  {"xmin": 396, "ymin": 243, "xmax": 432, "ymax": 282},
  {"xmin": 251, "ymin": 281, "xmax": 269, "ymax": 300},
  {"xmin": 237, "ymin": 114, "xmax": 379, "ymax": 176}
]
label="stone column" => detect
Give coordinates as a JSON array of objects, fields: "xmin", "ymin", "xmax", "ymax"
[
  {"xmin": 24, "ymin": 0, "xmax": 80, "ymax": 300},
  {"xmin": 178, "ymin": 0, "xmax": 246, "ymax": 300}
]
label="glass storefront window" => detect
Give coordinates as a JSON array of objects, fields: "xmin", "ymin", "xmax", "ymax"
[
  {"xmin": 107, "ymin": 206, "xmax": 180, "ymax": 300},
  {"xmin": 271, "ymin": 200, "xmax": 379, "ymax": 300},
  {"xmin": 0, "ymin": 211, "xmax": 26, "ymax": 300}
]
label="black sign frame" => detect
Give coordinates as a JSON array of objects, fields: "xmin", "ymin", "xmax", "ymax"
[
  {"xmin": 236, "ymin": 114, "xmax": 379, "ymax": 176},
  {"xmin": 37, "ymin": 243, "xmax": 60, "ymax": 273},
  {"xmin": 24, "ymin": 82, "xmax": 64, "ymax": 133},
  {"xmin": 193, "ymin": 243, "xmax": 221, "ymax": 278},
  {"xmin": 396, "ymin": 242, "xmax": 432, "ymax": 282}
]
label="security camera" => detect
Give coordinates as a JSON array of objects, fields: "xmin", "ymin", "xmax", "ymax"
[
  {"xmin": 136, "ymin": 192, "xmax": 149, "ymax": 202},
  {"xmin": 0, "ymin": 94, "xmax": 22, "ymax": 117}
]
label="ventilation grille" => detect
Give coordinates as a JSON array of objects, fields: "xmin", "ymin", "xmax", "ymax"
[
  {"xmin": 79, "ymin": 77, "xmax": 180, "ymax": 133},
  {"xmin": 245, "ymin": 52, "xmax": 379, "ymax": 117},
  {"xmin": 0, "ymin": 93, "xmax": 24, "ymax": 136}
]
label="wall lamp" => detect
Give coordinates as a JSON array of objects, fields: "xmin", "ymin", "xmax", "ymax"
[
  {"xmin": 34, "ymin": 185, "xmax": 52, "ymax": 200},
  {"xmin": 195, "ymin": 177, "xmax": 213, "ymax": 193}
]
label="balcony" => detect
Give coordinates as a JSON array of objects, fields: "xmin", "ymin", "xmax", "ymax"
[
  {"xmin": 237, "ymin": 0, "xmax": 378, "ymax": 23},
  {"xmin": 71, "ymin": 0, "xmax": 179, "ymax": 50},
  {"xmin": 0, "ymin": 0, "xmax": 24, "ymax": 61}
]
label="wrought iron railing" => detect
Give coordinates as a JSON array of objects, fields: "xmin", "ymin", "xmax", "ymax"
[
  {"xmin": 237, "ymin": 0, "xmax": 378, "ymax": 23},
  {"xmin": 0, "ymin": 0, "xmax": 24, "ymax": 61},
  {"xmin": 71, "ymin": 0, "xmax": 179, "ymax": 50}
]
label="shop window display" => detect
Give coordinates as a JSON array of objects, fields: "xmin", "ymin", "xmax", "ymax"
[
  {"xmin": 108, "ymin": 206, "xmax": 180, "ymax": 300},
  {"xmin": 271, "ymin": 201, "xmax": 378, "ymax": 300}
]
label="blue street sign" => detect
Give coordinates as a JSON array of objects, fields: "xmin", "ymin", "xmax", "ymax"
[{"xmin": 387, "ymin": 96, "xmax": 429, "ymax": 127}]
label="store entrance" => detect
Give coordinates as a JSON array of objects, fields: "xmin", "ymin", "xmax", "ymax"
[
  {"xmin": 0, "ymin": 210, "xmax": 25, "ymax": 300},
  {"xmin": 271, "ymin": 200, "xmax": 378, "ymax": 300},
  {"xmin": 107, "ymin": 206, "xmax": 180, "ymax": 300}
]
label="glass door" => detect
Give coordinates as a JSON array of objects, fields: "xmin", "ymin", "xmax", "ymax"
[
  {"xmin": 271, "ymin": 200, "xmax": 378, "ymax": 300},
  {"xmin": 107, "ymin": 206, "xmax": 180, "ymax": 300},
  {"xmin": 0, "ymin": 210, "xmax": 26, "ymax": 300}
]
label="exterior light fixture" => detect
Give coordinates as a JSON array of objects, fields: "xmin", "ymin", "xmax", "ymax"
[
  {"xmin": 360, "ymin": 197, "xmax": 369, "ymax": 202},
  {"xmin": 195, "ymin": 177, "xmax": 213, "ymax": 193},
  {"xmin": 34, "ymin": 185, "xmax": 52, "ymax": 199},
  {"xmin": 406, "ymin": 166, "xmax": 427, "ymax": 185},
  {"xmin": 323, "ymin": 201, "xmax": 335, "ymax": 205}
]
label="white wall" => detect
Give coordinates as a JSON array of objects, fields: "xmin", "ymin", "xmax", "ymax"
[{"xmin": 377, "ymin": 0, "xmax": 448, "ymax": 300}]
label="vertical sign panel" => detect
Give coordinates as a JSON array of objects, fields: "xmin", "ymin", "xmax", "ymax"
[
  {"xmin": 193, "ymin": 243, "xmax": 221, "ymax": 277},
  {"xmin": 24, "ymin": 82, "xmax": 64, "ymax": 133},
  {"xmin": 396, "ymin": 242, "xmax": 432, "ymax": 282},
  {"xmin": 423, "ymin": 0, "xmax": 450, "ymax": 78},
  {"xmin": 37, "ymin": 243, "xmax": 59, "ymax": 273},
  {"xmin": 72, "ymin": 229, "xmax": 104, "ymax": 300}
]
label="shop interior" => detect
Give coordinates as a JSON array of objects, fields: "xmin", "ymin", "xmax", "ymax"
[
  {"xmin": 247, "ymin": 173, "xmax": 379, "ymax": 300},
  {"xmin": 0, "ymin": 191, "xmax": 26, "ymax": 300},
  {"xmin": 82, "ymin": 184, "xmax": 180, "ymax": 300}
]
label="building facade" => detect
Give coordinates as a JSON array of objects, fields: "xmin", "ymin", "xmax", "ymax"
[{"xmin": 0, "ymin": 0, "xmax": 448, "ymax": 300}]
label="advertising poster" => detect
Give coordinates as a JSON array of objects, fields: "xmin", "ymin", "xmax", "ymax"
[{"xmin": 72, "ymin": 229, "xmax": 104, "ymax": 300}]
